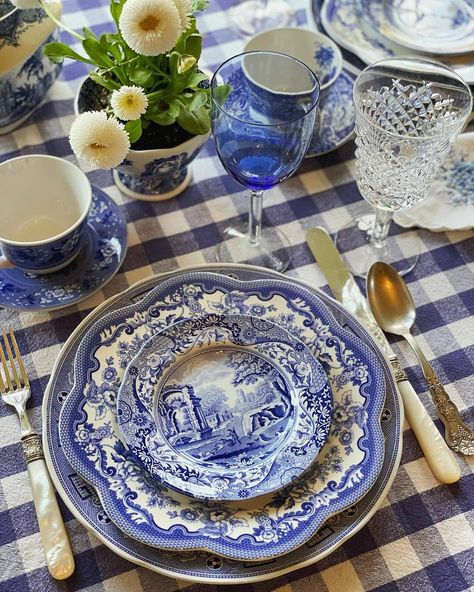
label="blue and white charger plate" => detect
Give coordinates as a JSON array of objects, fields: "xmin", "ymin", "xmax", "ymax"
[
  {"xmin": 360, "ymin": 0, "xmax": 474, "ymax": 56},
  {"xmin": 0, "ymin": 186, "xmax": 127, "ymax": 310},
  {"xmin": 118, "ymin": 314, "xmax": 332, "ymax": 501},
  {"xmin": 58, "ymin": 271, "xmax": 386, "ymax": 561},
  {"xmin": 312, "ymin": 0, "xmax": 474, "ymax": 85},
  {"xmin": 44, "ymin": 263, "xmax": 402, "ymax": 583},
  {"xmin": 394, "ymin": 132, "xmax": 474, "ymax": 232}
]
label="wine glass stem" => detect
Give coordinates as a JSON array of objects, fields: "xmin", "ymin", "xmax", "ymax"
[
  {"xmin": 371, "ymin": 208, "xmax": 392, "ymax": 249},
  {"xmin": 248, "ymin": 190, "xmax": 263, "ymax": 246}
]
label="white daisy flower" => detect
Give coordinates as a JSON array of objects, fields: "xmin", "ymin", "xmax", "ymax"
[
  {"xmin": 110, "ymin": 85, "xmax": 149, "ymax": 121},
  {"xmin": 9, "ymin": 0, "xmax": 40, "ymax": 8},
  {"xmin": 174, "ymin": 0, "xmax": 193, "ymax": 31},
  {"xmin": 119, "ymin": 0, "xmax": 181, "ymax": 56},
  {"xmin": 69, "ymin": 111, "xmax": 130, "ymax": 169}
]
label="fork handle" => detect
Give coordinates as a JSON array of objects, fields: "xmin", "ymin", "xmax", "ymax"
[{"xmin": 21, "ymin": 434, "xmax": 75, "ymax": 580}]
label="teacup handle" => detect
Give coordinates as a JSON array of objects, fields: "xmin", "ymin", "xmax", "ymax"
[{"xmin": 0, "ymin": 255, "xmax": 14, "ymax": 269}]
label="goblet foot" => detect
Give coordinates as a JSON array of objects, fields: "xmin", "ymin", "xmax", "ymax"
[
  {"xmin": 335, "ymin": 213, "xmax": 420, "ymax": 278},
  {"xmin": 215, "ymin": 223, "xmax": 291, "ymax": 272},
  {"xmin": 227, "ymin": 0, "xmax": 296, "ymax": 37}
]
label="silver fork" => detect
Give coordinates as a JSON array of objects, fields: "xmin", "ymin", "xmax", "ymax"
[{"xmin": 0, "ymin": 329, "xmax": 75, "ymax": 580}]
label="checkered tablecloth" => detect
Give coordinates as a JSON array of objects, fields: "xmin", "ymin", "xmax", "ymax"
[{"xmin": 0, "ymin": 1, "xmax": 473, "ymax": 591}]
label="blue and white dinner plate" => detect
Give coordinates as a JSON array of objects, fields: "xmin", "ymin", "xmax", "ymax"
[
  {"xmin": 44, "ymin": 263, "xmax": 402, "ymax": 583},
  {"xmin": 312, "ymin": 0, "xmax": 474, "ymax": 85},
  {"xmin": 58, "ymin": 271, "xmax": 386, "ymax": 561},
  {"xmin": 0, "ymin": 186, "xmax": 127, "ymax": 310},
  {"xmin": 360, "ymin": 0, "xmax": 474, "ymax": 56},
  {"xmin": 117, "ymin": 314, "xmax": 332, "ymax": 501}
]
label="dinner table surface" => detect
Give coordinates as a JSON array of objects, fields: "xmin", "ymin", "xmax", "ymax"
[{"xmin": 0, "ymin": 0, "xmax": 473, "ymax": 591}]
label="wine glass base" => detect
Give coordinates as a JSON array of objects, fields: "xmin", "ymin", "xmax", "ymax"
[
  {"xmin": 335, "ymin": 213, "xmax": 420, "ymax": 278},
  {"xmin": 215, "ymin": 223, "xmax": 291, "ymax": 272},
  {"xmin": 227, "ymin": 0, "xmax": 296, "ymax": 37}
]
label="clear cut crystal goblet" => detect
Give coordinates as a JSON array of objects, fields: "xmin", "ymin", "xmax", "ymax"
[
  {"xmin": 336, "ymin": 57, "xmax": 472, "ymax": 277},
  {"xmin": 211, "ymin": 51, "xmax": 320, "ymax": 272}
]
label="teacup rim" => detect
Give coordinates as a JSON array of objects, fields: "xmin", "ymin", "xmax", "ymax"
[
  {"xmin": 243, "ymin": 26, "xmax": 343, "ymax": 91},
  {"xmin": 0, "ymin": 154, "xmax": 92, "ymax": 247}
]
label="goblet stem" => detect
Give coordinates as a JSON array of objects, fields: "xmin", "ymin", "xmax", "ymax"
[
  {"xmin": 371, "ymin": 208, "xmax": 393, "ymax": 250},
  {"xmin": 248, "ymin": 190, "xmax": 263, "ymax": 246}
]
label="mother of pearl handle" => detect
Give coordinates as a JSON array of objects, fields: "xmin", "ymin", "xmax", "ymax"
[
  {"xmin": 22, "ymin": 435, "xmax": 75, "ymax": 579},
  {"xmin": 397, "ymin": 380, "xmax": 461, "ymax": 484}
]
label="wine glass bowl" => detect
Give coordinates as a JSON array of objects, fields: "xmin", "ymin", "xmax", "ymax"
[
  {"xmin": 211, "ymin": 52, "xmax": 320, "ymax": 271},
  {"xmin": 336, "ymin": 57, "xmax": 472, "ymax": 276}
]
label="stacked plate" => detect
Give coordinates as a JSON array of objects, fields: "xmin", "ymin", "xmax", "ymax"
[
  {"xmin": 43, "ymin": 264, "xmax": 402, "ymax": 583},
  {"xmin": 309, "ymin": 0, "xmax": 474, "ymax": 85}
]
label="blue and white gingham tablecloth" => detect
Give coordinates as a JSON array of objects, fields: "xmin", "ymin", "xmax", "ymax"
[{"xmin": 0, "ymin": 1, "xmax": 473, "ymax": 591}]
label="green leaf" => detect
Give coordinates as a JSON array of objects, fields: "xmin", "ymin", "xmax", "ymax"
[
  {"xmin": 43, "ymin": 42, "xmax": 95, "ymax": 65},
  {"xmin": 185, "ymin": 34, "xmax": 202, "ymax": 61},
  {"xmin": 169, "ymin": 51, "xmax": 180, "ymax": 77},
  {"xmin": 82, "ymin": 27, "xmax": 97, "ymax": 40},
  {"xmin": 89, "ymin": 71, "xmax": 120, "ymax": 92},
  {"xmin": 146, "ymin": 111, "xmax": 177, "ymax": 126},
  {"xmin": 212, "ymin": 83, "xmax": 232, "ymax": 105},
  {"xmin": 177, "ymin": 105, "xmax": 210, "ymax": 135},
  {"xmin": 189, "ymin": 90, "xmax": 207, "ymax": 111},
  {"xmin": 186, "ymin": 72, "xmax": 208, "ymax": 88},
  {"xmin": 129, "ymin": 68, "xmax": 154, "ymax": 87},
  {"xmin": 110, "ymin": 0, "xmax": 123, "ymax": 26},
  {"xmin": 192, "ymin": 0, "xmax": 209, "ymax": 12},
  {"xmin": 125, "ymin": 119, "xmax": 142, "ymax": 144},
  {"xmin": 82, "ymin": 38, "xmax": 115, "ymax": 68}
]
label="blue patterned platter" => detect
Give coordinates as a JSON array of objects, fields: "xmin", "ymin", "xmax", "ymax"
[
  {"xmin": 222, "ymin": 64, "xmax": 353, "ymax": 157},
  {"xmin": 58, "ymin": 272, "xmax": 386, "ymax": 561},
  {"xmin": 0, "ymin": 186, "xmax": 127, "ymax": 310},
  {"xmin": 314, "ymin": 0, "xmax": 474, "ymax": 84},
  {"xmin": 117, "ymin": 314, "xmax": 332, "ymax": 501},
  {"xmin": 44, "ymin": 264, "xmax": 402, "ymax": 583}
]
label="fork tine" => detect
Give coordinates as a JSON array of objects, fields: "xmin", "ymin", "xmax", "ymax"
[
  {"xmin": 2, "ymin": 329, "xmax": 20, "ymax": 390},
  {"xmin": 9, "ymin": 329, "xmax": 29, "ymax": 388},
  {"xmin": 0, "ymin": 350, "xmax": 5, "ymax": 394},
  {"xmin": 0, "ymin": 339, "xmax": 12, "ymax": 392}
]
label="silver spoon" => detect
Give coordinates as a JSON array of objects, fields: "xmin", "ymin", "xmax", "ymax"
[{"xmin": 367, "ymin": 261, "xmax": 474, "ymax": 456}]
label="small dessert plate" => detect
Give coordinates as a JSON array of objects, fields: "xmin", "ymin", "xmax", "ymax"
[
  {"xmin": 117, "ymin": 314, "xmax": 332, "ymax": 501},
  {"xmin": 0, "ymin": 186, "xmax": 127, "ymax": 310}
]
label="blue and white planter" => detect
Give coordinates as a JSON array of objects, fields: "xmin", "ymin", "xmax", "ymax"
[
  {"xmin": 0, "ymin": 1, "xmax": 62, "ymax": 135},
  {"xmin": 75, "ymin": 78, "xmax": 210, "ymax": 202}
]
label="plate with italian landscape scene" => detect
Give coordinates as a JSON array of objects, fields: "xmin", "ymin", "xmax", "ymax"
[
  {"xmin": 117, "ymin": 313, "xmax": 333, "ymax": 501},
  {"xmin": 57, "ymin": 271, "xmax": 386, "ymax": 561}
]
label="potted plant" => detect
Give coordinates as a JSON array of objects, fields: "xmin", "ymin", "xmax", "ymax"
[{"xmin": 40, "ymin": 0, "xmax": 220, "ymax": 200}]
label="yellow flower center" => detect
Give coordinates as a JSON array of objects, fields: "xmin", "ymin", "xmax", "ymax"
[
  {"xmin": 140, "ymin": 14, "xmax": 159, "ymax": 31},
  {"xmin": 90, "ymin": 142, "xmax": 107, "ymax": 150}
]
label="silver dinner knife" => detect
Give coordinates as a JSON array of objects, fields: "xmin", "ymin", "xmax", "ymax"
[{"xmin": 306, "ymin": 227, "xmax": 461, "ymax": 484}]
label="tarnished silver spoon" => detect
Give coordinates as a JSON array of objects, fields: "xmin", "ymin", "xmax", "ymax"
[{"xmin": 367, "ymin": 261, "xmax": 474, "ymax": 456}]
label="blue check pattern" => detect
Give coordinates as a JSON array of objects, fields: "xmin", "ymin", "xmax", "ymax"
[{"xmin": 0, "ymin": 0, "xmax": 473, "ymax": 591}]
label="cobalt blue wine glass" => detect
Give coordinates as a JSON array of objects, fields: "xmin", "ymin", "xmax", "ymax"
[{"xmin": 211, "ymin": 51, "xmax": 320, "ymax": 272}]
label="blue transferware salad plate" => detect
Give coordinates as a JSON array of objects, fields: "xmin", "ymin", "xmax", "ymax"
[
  {"xmin": 117, "ymin": 314, "xmax": 332, "ymax": 501},
  {"xmin": 58, "ymin": 272, "xmax": 385, "ymax": 561},
  {"xmin": 44, "ymin": 263, "xmax": 402, "ymax": 582},
  {"xmin": 0, "ymin": 185, "xmax": 127, "ymax": 310}
]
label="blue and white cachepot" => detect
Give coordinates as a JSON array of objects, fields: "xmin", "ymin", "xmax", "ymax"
[
  {"xmin": 75, "ymin": 78, "xmax": 210, "ymax": 202},
  {"xmin": 0, "ymin": 0, "xmax": 62, "ymax": 134}
]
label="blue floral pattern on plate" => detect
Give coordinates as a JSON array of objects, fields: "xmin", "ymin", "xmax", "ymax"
[
  {"xmin": 117, "ymin": 314, "xmax": 332, "ymax": 501},
  {"xmin": 59, "ymin": 272, "xmax": 385, "ymax": 561},
  {"xmin": 43, "ymin": 264, "xmax": 402, "ymax": 582},
  {"xmin": 0, "ymin": 185, "xmax": 127, "ymax": 310}
]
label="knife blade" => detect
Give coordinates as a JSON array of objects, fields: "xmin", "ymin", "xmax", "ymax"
[{"xmin": 306, "ymin": 227, "xmax": 461, "ymax": 484}]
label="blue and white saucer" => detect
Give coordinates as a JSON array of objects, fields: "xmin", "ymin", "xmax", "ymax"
[
  {"xmin": 306, "ymin": 69, "xmax": 355, "ymax": 157},
  {"xmin": 0, "ymin": 186, "xmax": 127, "ymax": 310},
  {"xmin": 118, "ymin": 314, "xmax": 332, "ymax": 501}
]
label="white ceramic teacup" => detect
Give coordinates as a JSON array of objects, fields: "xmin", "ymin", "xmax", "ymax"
[
  {"xmin": 0, "ymin": 155, "xmax": 92, "ymax": 274},
  {"xmin": 244, "ymin": 27, "xmax": 343, "ymax": 91}
]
